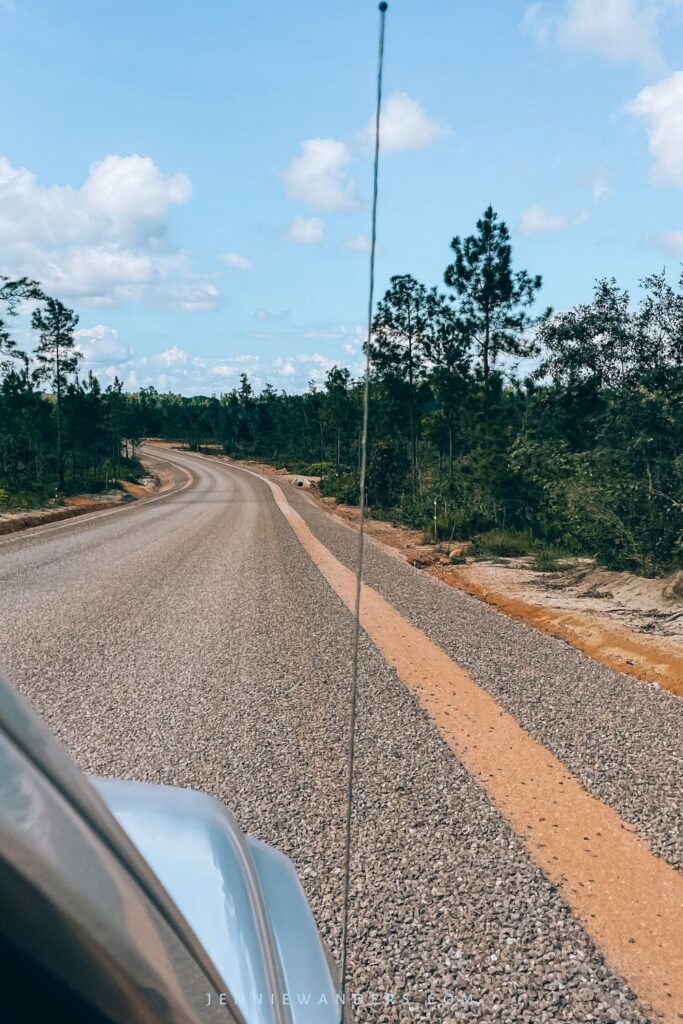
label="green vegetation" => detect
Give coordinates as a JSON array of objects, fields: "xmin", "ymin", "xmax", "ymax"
[
  {"xmin": 530, "ymin": 546, "xmax": 574, "ymax": 574},
  {"xmin": 471, "ymin": 529, "xmax": 535, "ymax": 559},
  {"xmin": 1, "ymin": 276, "xmax": 145, "ymax": 508},
  {"xmin": 2, "ymin": 206, "xmax": 682, "ymax": 576},
  {"xmin": 469, "ymin": 529, "xmax": 573, "ymax": 572}
]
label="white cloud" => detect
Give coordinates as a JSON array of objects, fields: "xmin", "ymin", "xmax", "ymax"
[
  {"xmin": 628, "ymin": 72, "xmax": 683, "ymax": 188},
  {"xmin": 0, "ymin": 154, "xmax": 218, "ymax": 310},
  {"xmin": 266, "ymin": 352, "xmax": 337, "ymax": 385},
  {"xmin": 40, "ymin": 246, "xmax": 156, "ymax": 306},
  {"xmin": 220, "ymin": 252, "xmax": 252, "ymax": 269},
  {"xmin": 519, "ymin": 204, "xmax": 569, "ymax": 234},
  {"xmin": 73, "ymin": 319, "xmax": 364, "ymax": 395},
  {"xmin": 524, "ymin": 0, "xmax": 666, "ymax": 71},
  {"xmin": 282, "ymin": 139, "xmax": 357, "ymax": 210},
  {"xmin": 209, "ymin": 363, "xmax": 238, "ymax": 377},
  {"xmin": 650, "ymin": 229, "xmax": 683, "ymax": 252},
  {"xmin": 372, "ymin": 93, "xmax": 448, "ymax": 152},
  {"xmin": 272, "ymin": 357, "xmax": 297, "ymax": 377},
  {"xmin": 286, "ymin": 216, "xmax": 325, "ymax": 244},
  {"xmin": 523, "ymin": 2, "xmax": 553, "ymax": 43},
  {"xmin": 168, "ymin": 279, "xmax": 221, "ymax": 313},
  {"xmin": 591, "ymin": 167, "xmax": 612, "ymax": 202},
  {"xmin": 346, "ymin": 234, "xmax": 372, "ymax": 252},
  {"xmin": 81, "ymin": 155, "xmax": 191, "ymax": 243},
  {"xmin": 150, "ymin": 346, "xmax": 188, "ymax": 367},
  {"xmin": 299, "ymin": 352, "xmax": 335, "ymax": 368},
  {"xmin": 254, "ymin": 308, "xmax": 290, "ymax": 321},
  {"xmin": 0, "ymin": 154, "xmax": 190, "ymax": 247},
  {"xmin": 74, "ymin": 324, "xmax": 132, "ymax": 364},
  {"xmin": 87, "ymin": 347, "xmax": 359, "ymax": 395}
]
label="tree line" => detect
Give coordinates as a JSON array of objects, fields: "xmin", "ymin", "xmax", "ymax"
[
  {"xmin": 2, "ymin": 206, "xmax": 682, "ymax": 575},
  {"xmin": 0, "ymin": 277, "xmax": 142, "ymax": 504}
]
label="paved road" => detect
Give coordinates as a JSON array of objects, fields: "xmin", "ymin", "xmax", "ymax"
[{"xmin": 1, "ymin": 446, "xmax": 680, "ymax": 1023}]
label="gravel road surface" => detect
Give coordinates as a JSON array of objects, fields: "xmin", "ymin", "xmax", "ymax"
[{"xmin": 0, "ymin": 446, "xmax": 677, "ymax": 1023}]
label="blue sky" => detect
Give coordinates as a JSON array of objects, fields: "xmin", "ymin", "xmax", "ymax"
[{"xmin": 1, "ymin": 0, "xmax": 682, "ymax": 393}]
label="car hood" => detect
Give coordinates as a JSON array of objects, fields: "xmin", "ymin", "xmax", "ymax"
[{"xmin": 93, "ymin": 778, "xmax": 341, "ymax": 1024}]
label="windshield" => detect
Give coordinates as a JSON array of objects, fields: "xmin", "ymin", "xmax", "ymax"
[{"xmin": 0, "ymin": 2, "xmax": 682, "ymax": 1023}]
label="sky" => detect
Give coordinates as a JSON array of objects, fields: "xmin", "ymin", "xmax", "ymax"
[{"xmin": 1, "ymin": 0, "xmax": 682, "ymax": 394}]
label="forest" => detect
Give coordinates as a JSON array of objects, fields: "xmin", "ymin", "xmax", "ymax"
[{"xmin": 2, "ymin": 206, "xmax": 682, "ymax": 576}]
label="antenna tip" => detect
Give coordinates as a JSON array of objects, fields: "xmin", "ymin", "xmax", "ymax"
[{"xmin": 379, "ymin": 2, "xmax": 388, "ymax": 10}]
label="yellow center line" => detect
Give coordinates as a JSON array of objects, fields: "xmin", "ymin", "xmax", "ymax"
[{"xmin": 230, "ymin": 459, "xmax": 682, "ymax": 1024}]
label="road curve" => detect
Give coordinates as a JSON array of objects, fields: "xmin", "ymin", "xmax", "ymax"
[{"xmin": 1, "ymin": 445, "xmax": 680, "ymax": 1023}]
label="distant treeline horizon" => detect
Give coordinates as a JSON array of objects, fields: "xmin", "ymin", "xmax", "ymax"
[{"xmin": 2, "ymin": 206, "xmax": 682, "ymax": 577}]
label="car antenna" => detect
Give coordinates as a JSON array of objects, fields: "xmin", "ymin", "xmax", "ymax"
[{"xmin": 339, "ymin": 0, "xmax": 388, "ymax": 1010}]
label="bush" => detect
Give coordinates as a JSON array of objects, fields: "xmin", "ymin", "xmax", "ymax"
[
  {"xmin": 0, "ymin": 481, "xmax": 57, "ymax": 509},
  {"xmin": 367, "ymin": 441, "xmax": 409, "ymax": 508},
  {"xmin": 442, "ymin": 505, "xmax": 495, "ymax": 540},
  {"xmin": 62, "ymin": 477, "xmax": 110, "ymax": 496},
  {"xmin": 302, "ymin": 460, "xmax": 336, "ymax": 478},
  {"xmin": 119, "ymin": 455, "xmax": 146, "ymax": 484},
  {"xmin": 530, "ymin": 545, "xmax": 574, "ymax": 572},
  {"xmin": 392, "ymin": 492, "xmax": 434, "ymax": 528},
  {"xmin": 320, "ymin": 471, "xmax": 360, "ymax": 506},
  {"xmin": 471, "ymin": 529, "xmax": 534, "ymax": 558}
]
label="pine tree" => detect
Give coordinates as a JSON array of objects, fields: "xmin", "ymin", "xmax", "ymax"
[
  {"xmin": 0, "ymin": 276, "xmax": 44, "ymax": 362},
  {"xmin": 324, "ymin": 366, "xmax": 351, "ymax": 470},
  {"xmin": 371, "ymin": 274, "xmax": 430, "ymax": 495},
  {"xmin": 421, "ymin": 288, "xmax": 470, "ymax": 481},
  {"xmin": 444, "ymin": 206, "xmax": 547, "ymax": 386},
  {"xmin": 31, "ymin": 298, "xmax": 80, "ymax": 492}
]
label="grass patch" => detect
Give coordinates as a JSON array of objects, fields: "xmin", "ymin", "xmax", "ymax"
[
  {"xmin": 471, "ymin": 529, "xmax": 534, "ymax": 559},
  {"xmin": 530, "ymin": 545, "xmax": 576, "ymax": 573},
  {"xmin": 471, "ymin": 528, "xmax": 576, "ymax": 570},
  {"xmin": 0, "ymin": 456, "xmax": 146, "ymax": 511},
  {"xmin": 0, "ymin": 481, "xmax": 57, "ymax": 510}
]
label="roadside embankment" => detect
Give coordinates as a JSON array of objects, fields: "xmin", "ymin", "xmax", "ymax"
[
  {"xmin": 0, "ymin": 491, "xmax": 132, "ymax": 536},
  {"xmin": 431, "ymin": 561, "xmax": 683, "ymax": 697},
  {"xmin": 0, "ymin": 450, "xmax": 174, "ymax": 537},
  {"xmin": 326, "ymin": 498, "xmax": 683, "ymax": 697}
]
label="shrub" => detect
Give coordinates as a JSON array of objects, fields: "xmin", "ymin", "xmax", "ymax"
[
  {"xmin": 443, "ymin": 505, "xmax": 495, "ymax": 540},
  {"xmin": 367, "ymin": 441, "xmax": 409, "ymax": 508},
  {"xmin": 0, "ymin": 482, "xmax": 56, "ymax": 510},
  {"xmin": 302, "ymin": 460, "xmax": 337, "ymax": 478},
  {"xmin": 320, "ymin": 471, "xmax": 359, "ymax": 506},
  {"xmin": 471, "ymin": 528, "xmax": 534, "ymax": 558},
  {"xmin": 530, "ymin": 545, "xmax": 574, "ymax": 572}
]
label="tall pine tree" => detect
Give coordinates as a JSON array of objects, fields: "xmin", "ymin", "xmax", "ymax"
[
  {"xmin": 444, "ymin": 206, "xmax": 547, "ymax": 385},
  {"xmin": 31, "ymin": 298, "xmax": 80, "ymax": 492}
]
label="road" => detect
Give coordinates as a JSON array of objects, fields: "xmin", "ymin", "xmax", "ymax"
[{"xmin": 0, "ymin": 445, "xmax": 681, "ymax": 1023}]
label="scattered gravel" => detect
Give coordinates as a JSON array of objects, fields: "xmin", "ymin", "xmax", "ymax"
[
  {"xmin": 284, "ymin": 482, "xmax": 683, "ymax": 874},
  {"xmin": 0, "ymin": 450, "xmax": 660, "ymax": 1022}
]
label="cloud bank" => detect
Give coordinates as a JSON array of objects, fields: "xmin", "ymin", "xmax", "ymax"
[{"xmin": 0, "ymin": 154, "xmax": 219, "ymax": 310}]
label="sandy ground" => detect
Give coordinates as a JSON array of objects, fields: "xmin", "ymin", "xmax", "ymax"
[{"xmin": 430, "ymin": 561, "xmax": 683, "ymax": 698}]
